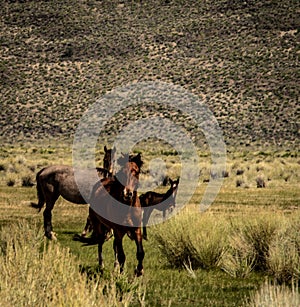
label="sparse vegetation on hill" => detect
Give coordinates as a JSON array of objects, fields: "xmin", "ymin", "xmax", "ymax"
[{"xmin": 1, "ymin": 0, "xmax": 299, "ymax": 148}]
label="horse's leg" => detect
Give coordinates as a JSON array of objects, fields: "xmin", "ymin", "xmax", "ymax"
[
  {"xmin": 87, "ymin": 212, "xmax": 106, "ymax": 269},
  {"xmin": 163, "ymin": 209, "xmax": 166, "ymax": 220},
  {"xmin": 43, "ymin": 198, "xmax": 58, "ymax": 240},
  {"xmin": 133, "ymin": 228, "xmax": 144, "ymax": 276},
  {"xmin": 113, "ymin": 238, "xmax": 119, "ymax": 270},
  {"xmin": 97, "ymin": 232, "xmax": 106, "ymax": 270},
  {"xmin": 81, "ymin": 215, "xmax": 92, "ymax": 237},
  {"xmin": 113, "ymin": 231, "xmax": 126, "ymax": 273},
  {"xmin": 142, "ymin": 208, "xmax": 152, "ymax": 240},
  {"xmin": 31, "ymin": 170, "xmax": 45, "ymax": 211}
]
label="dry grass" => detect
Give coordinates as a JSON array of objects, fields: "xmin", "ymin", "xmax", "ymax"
[
  {"xmin": 246, "ymin": 280, "xmax": 300, "ymax": 307},
  {"xmin": 0, "ymin": 220, "xmax": 146, "ymax": 307}
]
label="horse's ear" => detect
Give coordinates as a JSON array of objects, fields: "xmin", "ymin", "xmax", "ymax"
[
  {"xmin": 104, "ymin": 145, "xmax": 107, "ymax": 152},
  {"xmin": 130, "ymin": 153, "xmax": 143, "ymax": 168},
  {"xmin": 118, "ymin": 153, "xmax": 129, "ymax": 165},
  {"xmin": 136, "ymin": 153, "xmax": 143, "ymax": 168}
]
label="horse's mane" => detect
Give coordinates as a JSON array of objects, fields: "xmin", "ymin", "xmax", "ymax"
[{"xmin": 117, "ymin": 153, "xmax": 143, "ymax": 170}]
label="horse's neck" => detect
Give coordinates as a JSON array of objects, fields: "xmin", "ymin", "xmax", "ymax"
[{"xmin": 162, "ymin": 187, "xmax": 174, "ymax": 201}]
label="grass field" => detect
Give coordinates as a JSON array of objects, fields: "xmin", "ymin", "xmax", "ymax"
[{"xmin": 0, "ymin": 143, "xmax": 299, "ymax": 306}]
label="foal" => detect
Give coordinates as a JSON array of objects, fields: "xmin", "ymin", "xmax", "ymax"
[{"xmin": 140, "ymin": 178, "xmax": 179, "ymax": 240}]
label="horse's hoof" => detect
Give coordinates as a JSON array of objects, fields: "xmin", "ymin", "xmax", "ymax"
[
  {"xmin": 127, "ymin": 231, "xmax": 135, "ymax": 240},
  {"xmin": 134, "ymin": 268, "xmax": 144, "ymax": 277},
  {"xmin": 45, "ymin": 232, "xmax": 52, "ymax": 240},
  {"xmin": 142, "ymin": 235, "xmax": 148, "ymax": 241},
  {"xmin": 105, "ymin": 232, "xmax": 113, "ymax": 241},
  {"xmin": 96, "ymin": 264, "xmax": 104, "ymax": 274},
  {"xmin": 50, "ymin": 231, "xmax": 57, "ymax": 241},
  {"xmin": 114, "ymin": 261, "xmax": 119, "ymax": 270},
  {"xmin": 73, "ymin": 234, "xmax": 83, "ymax": 241}
]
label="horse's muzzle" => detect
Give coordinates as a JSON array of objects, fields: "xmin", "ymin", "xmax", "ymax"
[
  {"xmin": 123, "ymin": 188, "xmax": 134, "ymax": 201},
  {"xmin": 168, "ymin": 204, "xmax": 176, "ymax": 213}
]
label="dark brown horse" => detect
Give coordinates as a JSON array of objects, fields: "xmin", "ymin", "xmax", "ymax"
[
  {"xmin": 87, "ymin": 153, "xmax": 144, "ymax": 276},
  {"xmin": 32, "ymin": 146, "xmax": 116, "ymax": 240},
  {"xmin": 81, "ymin": 146, "xmax": 116, "ymax": 237},
  {"xmin": 140, "ymin": 178, "xmax": 179, "ymax": 240}
]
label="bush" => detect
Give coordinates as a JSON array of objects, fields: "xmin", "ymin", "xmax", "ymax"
[
  {"xmin": 236, "ymin": 179, "xmax": 244, "ymax": 187},
  {"xmin": 6, "ymin": 178, "xmax": 15, "ymax": 187},
  {"xmin": 256, "ymin": 177, "xmax": 266, "ymax": 188},
  {"xmin": 21, "ymin": 175, "xmax": 35, "ymax": 187},
  {"xmin": 221, "ymin": 232, "xmax": 256, "ymax": 278},
  {"xmin": 221, "ymin": 214, "xmax": 300, "ymax": 282},
  {"xmin": 153, "ymin": 212, "xmax": 227, "ymax": 269},
  {"xmin": 234, "ymin": 218, "xmax": 277, "ymax": 272},
  {"xmin": 267, "ymin": 223, "xmax": 300, "ymax": 284}
]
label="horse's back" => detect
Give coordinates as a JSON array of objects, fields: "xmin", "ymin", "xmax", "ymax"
[{"xmin": 140, "ymin": 191, "xmax": 163, "ymax": 208}]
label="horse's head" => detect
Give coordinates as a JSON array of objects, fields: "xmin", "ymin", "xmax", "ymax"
[
  {"xmin": 103, "ymin": 146, "xmax": 116, "ymax": 174},
  {"xmin": 167, "ymin": 177, "xmax": 180, "ymax": 212},
  {"xmin": 117, "ymin": 153, "xmax": 143, "ymax": 202}
]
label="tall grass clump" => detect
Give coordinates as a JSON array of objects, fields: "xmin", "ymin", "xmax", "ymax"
[
  {"xmin": 221, "ymin": 215, "xmax": 278, "ymax": 278},
  {"xmin": 246, "ymin": 280, "xmax": 300, "ymax": 307},
  {"xmin": 221, "ymin": 212, "xmax": 300, "ymax": 282},
  {"xmin": 267, "ymin": 221, "xmax": 300, "ymax": 284},
  {"xmin": 222, "ymin": 216, "xmax": 278, "ymax": 277},
  {"xmin": 152, "ymin": 211, "xmax": 228, "ymax": 269},
  {"xmin": 0, "ymin": 220, "xmax": 145, "ymax": 306},
  {"xmin": 221, "ymin": 229, "xmax": 257, "ymax": 278}
]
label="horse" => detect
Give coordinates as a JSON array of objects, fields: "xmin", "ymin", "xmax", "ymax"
[
  {"xmin": 140, "ymin": 178, "xmax": 179, "ymax": 240},
  {"xmin": 31, "ymin": 146, "xmax": 116, "ymax": 240},
  {"xmin": 81, "ymin": 146, "xmax": 116, "ymax": 237},
  {"xmin": 87, "ymin": 153, "xmax": 145, "ymax": 276}
]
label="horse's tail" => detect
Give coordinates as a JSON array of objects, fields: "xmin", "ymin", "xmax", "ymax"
[
  {"xmin": 73, "ymin": 234, "xmax": 98, "ymax": 245},
  {"xmin": 30, "ymin": 168, "xmax": 45, "ymax": 212}
]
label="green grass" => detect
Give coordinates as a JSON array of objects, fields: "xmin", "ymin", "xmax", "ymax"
[
  {"xmin": 0, "ymin": 143, "xmax": 299, "ymax": 306},
  {"xmin": 1, "ymin": 186, "xmax": 298, "ymax": 306}
]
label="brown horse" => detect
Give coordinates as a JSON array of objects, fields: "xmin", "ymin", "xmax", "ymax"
[
  {"xmin": 140, "ymin": 178, "xmax": 179, "ymax": 240},
  {"xmin": 87, "ymin": 153, "xmax": 144, "ymax": 276},
  {"xmin": 32, "ymin": 146, "xmax": 116, "ymax": 240},
  {"xmin": 81, "ymin": 146, "xmax": 116, "ymax": 237}
]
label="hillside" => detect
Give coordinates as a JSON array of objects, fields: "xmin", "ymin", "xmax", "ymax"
[{"xmin": 0, "ymin": 0, "xmax": 299, "ymax": 149}]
